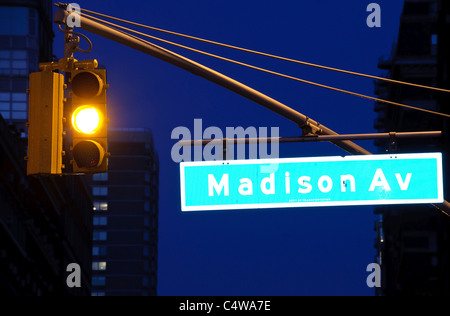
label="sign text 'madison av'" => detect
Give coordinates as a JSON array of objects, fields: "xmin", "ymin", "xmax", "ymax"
[{"xmin": 180, "ymin": 153, "xmax": 443, "ymax": 211}]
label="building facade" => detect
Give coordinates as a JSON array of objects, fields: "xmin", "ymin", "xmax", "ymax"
[
  {"xmin": 90, "ymin": 128, "xmax": 159, "ymax": 296},
  {"xmin": 374, "ymin": 0, "xmax": 450, "ymax": 296},
  {"xmin": 0, "ymin": 0, "xmax": 54, "ymax": 131},
  {"xmin": 0, "ymin": 0, "xmax": 94, "ymax": 296}
]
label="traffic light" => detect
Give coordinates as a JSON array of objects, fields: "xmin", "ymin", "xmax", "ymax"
[
  {"xmin": 26, "ymin": 70, "xmax": 65, "ymax": 175},
  {"xmin": 69, "ymin": 68, "xmax": 109, "ymax": 174}
]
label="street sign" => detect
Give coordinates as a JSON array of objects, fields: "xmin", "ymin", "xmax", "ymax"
[{"xmin": 180, "ymin": 153, "xmax": 444, "ymax": 211}]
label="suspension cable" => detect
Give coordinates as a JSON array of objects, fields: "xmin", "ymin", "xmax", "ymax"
[
  {"xmin": 80, "ymin": 11, "xmax": 450, "ymax": 119},
  {"xmin": 80, "ymin": 7, "xmax": 450, "ymax": 95}
]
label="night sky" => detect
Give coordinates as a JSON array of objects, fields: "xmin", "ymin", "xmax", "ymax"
[{"xmin": 54, "ymin": 0, "xmax": 405, "ymax": 295}]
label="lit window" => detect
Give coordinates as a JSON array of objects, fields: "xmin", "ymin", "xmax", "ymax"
[
  {"xmin": 431, "ymin": 34, "xmax": 438, "ymax": 56},
  {"xmin": 93, "ymin": 216, "xmax": 108, "ymax": 226},
  {"xmin": 92, "ymin": 261, "xmax": 107, "ymax": 271},
  {"xmin": 144, "ymin": 201, "xmax": 150, "ymax": 212},
  {"xmin": 0, "ymin": 51, "xmax": 10, "ymax": 74},
  {"xmin": 93, "ymin": 173, "xmax": 108, "ymax": 181},
  {"xmin": 0, "ymin": 49, "xmax": 28, "ymax": 76},
  {"xmin": 0, "ymin": 93, "xmax": 9, "ymax": 101},
  {"xmin": 431, "ymin": 34, "xmax": 438, "ymax": 45},
  {"xmin": 92, "ymin": 276, "xmax": 106, "ymax": 287},
  {"xmin": 93, "ymin": 186, "xmax": 108, "ymax": 196},
  {"xmin": 92, "ymin": 246, "xmax": 107, "ymax": 256},
  {"xmin": 12, "ymin": 60, "xmax": 27, "ymax": 69},
  {"xmin": 93, "ymin": 201, "xmax": 108, "ymax": 211},
  {"xmin": 12, "ymin": 111, "xmax": 26, "ymax": 120},
  {"xmin": 93, "ymin": 231, "xmax": 107, "ymax": 241},
  {"xmin": 12, "ymin": 93, "xmax": 26, "ymax": 101},
  {"xmin": 12, "ymin": 102, "xmax": 26, "ymax": 111}
]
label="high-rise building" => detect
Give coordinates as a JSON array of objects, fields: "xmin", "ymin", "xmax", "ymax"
[
  {"xmin": 0, "ymin": 0, "xmax": 54, "ymax": 131},
  {"xmin": 374, "ymin": 0, "xmax": 450, "ymax": 296},
  {"xmin": 0, "ymin": 0, "xmax": 94, "ymax": 296},
  {"xmin": 90, "ymin": 128, "xmax": 159, "ymax": 296}
]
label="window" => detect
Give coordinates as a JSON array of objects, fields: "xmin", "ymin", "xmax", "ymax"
[
  {"xmin": 12, "ymin": 92, "xmax": 27, "ymax": 119},
  {"xmin": 144, "ymin": 201, "xmax": 150, "ymax": 212},
  {"xmin": 143, "ymin": 247, "xmax": 149, "ymax": 257},
  {"xmin": 92, "ymin": 246, "xmax": 107, "ymax": 256},
  {"xmin": 142, "ymin": 277, "xmax": 149, "ymax": 287},
  {"xmin": 92, "ymin": 261, "xmax": 107, "ymax": 271},
  {"xmin": 93, "ymin": 216, "xmax": 108, "ymax": 226},
  {"xmin": 143, "ymin": 232, "xmax": 149, "ymax": 242},
  {"xmin": 12, "ymin": 111, "xmax": 26, "ymax": 120},
  {"xmin": 0, "ymin": 91, "xmax": 28, "ymax": 120},
  {"xmin": 431, "ymin": 34, "xmax": 438, "ymax": 46},
  {"xmin": 92, "ymin": 292, "xmax": 105, "ymax": 297},
  {"xmin": 0, "ymin": 92, "xmax": 10, "ymax": 120},
  {"xmin": 0, "ymin": 101, "xmax": 9, "ymax": 110},
  {"xmin": 0, "ymin": 7, "xmax": 29, "ymax": 36},
  {"xmin": 93, "ymin": 186, "xmax": 108, "ymax": 197},
  {"xmin": 431, "ymin": 34, "xmax": 438, "ymax": 56},
  {"xmin": 144, "ymin": 216, "xmax": 149, "ymax": 227},
  {"xmin": 93, "ymin": 173, "xmax": 108, "ymax": 181},
  {"xmin": 93, "ymin": 201, "xmax": 108, "ymax": 211},
  {"xmin": 93, "ymin": 231, "xmax": 107, "ymax": 241},
  {"xmin": 92, "ymin": 276, "xmax": 106, "ymax": 287},
  {"xmin": 0, "ymin": 50, "xmax": 28, "ymax": 76}
]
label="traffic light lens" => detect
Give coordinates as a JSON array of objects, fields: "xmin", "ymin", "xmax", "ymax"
[
  {"xmin": 71, "ymin": 71, "xmax": 103, "ymax": 98},
  {"xmin": 73, "ymin": 140, "xmax": 105, "ymax": 168},
  {"xmin": 72, "ymin": 106, "xmax": 101, "ymax": 134}
]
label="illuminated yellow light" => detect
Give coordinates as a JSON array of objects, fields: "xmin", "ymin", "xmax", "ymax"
[{"xmin": 72, "ymin": 106, "xmax": 102, "ymax": 134}]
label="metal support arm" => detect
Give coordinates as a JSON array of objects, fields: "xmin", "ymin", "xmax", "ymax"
[{"xmin": 54, "ymin": 6, "xmax": 370, "ymax": 155}]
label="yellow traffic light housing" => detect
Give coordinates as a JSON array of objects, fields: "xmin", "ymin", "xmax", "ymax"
[
  {"xmin": 26, "ymin": 70, "xmax": 65, "ymax": 176},
  {"xmin": 25, "ymin": 58, "xmax": 109, "ymax": 176},
  {"xmin": 70, "ymin": 68, "xmax": 109, "ymax": 174}
]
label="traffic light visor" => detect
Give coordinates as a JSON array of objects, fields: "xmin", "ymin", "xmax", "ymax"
[
  {"xmin": 73, "ymin": 140, "xmax": 105, "ymax": 168},
  {"xmin": 72, "ymin": 106, "xmax": 102, "ymax": 134},
  {"xmin": 71, "ymin": 71, "xmax": 104, "ymax": 98}
]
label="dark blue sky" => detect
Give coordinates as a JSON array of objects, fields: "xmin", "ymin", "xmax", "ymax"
[{"xmin": 55, "ymin": 0, "xmax": 405, "ymax": 295}]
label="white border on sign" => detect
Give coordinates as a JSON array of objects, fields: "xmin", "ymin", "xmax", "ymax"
[{"xmin": 179, "ymin": 153, "xmax": 444, "ymax": 212}]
